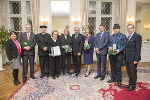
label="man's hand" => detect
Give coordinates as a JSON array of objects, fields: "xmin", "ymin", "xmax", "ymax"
[
  {"xmin": 24, "ymin": 47, "xmax": 29, "ymax": 51},
  {"xmin": 95, "ymin": 48, "xmax": 99, "ymax": 52},
  {"xmin": 43, "ymin": 47, "xmax": 47, "ymax": 51},
  {"xmin": 62, "ymin": 46, "xmax": 66, "ymax": 49},
  {"xmin": 109, "ymin": 47, "xmax": 113, "ymax": 50},
  {"xmin": 134, "ymin": 61, "xmax": 138, "ymax": 64},
  {"xmin": 78, "ymin": 53, "xmax": 81, "ymax": 56},
  {"xmin": 116, "ymin": 49, "xmax": 120, "ymax": 54},
  {"xmin": 97, "ymin": 51, "xmax": 100, "ymax": 54}
]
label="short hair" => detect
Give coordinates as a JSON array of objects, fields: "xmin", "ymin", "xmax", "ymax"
[
  {"xmin": 52, "ymin": 30, "xmax": 58, "ymax": 36},
  {"xmin": 10, "ymin": 31, "xmax": 17, "ymax": 36},
  {"xmin": 127, "ymin": 24, "xmax": 135, "ymax": 28},
  {"xmin": 74, "ymin": 27, "xmax": 80, "ymax": 30},
  {"xmin": 99, "ymin": 25, "xmax": 105, "ymax": 27},
  {"xmin": 25, "ymin": 23, "xmax": 31, "ymax": 27}
]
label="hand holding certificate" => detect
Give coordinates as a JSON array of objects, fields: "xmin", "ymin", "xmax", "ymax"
[
  {"xmin": 21, "ymin": 39, "xmax": 31, "ymax": 47},
  {"xmin": 65, "ymin": 45, "xmax": 72, "ymax": 53},
  {"xmin": 84, "ymin": 40, "xmax": 92, "ymax": 50},
  {"xmin": 50, "ymin": 46, "xmax": 61, "ymax": 56},
  {"xmin": 108, "ymin": 44, "xmax": 117, "ymax": 55}
]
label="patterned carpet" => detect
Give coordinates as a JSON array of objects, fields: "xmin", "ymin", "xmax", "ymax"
[{"xmin": 9, "ymin": 67, "xmax": 150, "ymax": 100}]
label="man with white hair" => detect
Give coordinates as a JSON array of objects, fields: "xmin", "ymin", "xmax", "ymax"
[
  {"xmin": 20, "ymin": 24, "xmax": 36, "ymax": 83},
  {"xmin": 71, "ymin": 27, "xmax": 84, "ymax": 76}
]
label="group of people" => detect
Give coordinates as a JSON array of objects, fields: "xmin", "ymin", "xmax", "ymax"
[{"xmin": 6, "ymin": 23, "xmax": 142, "ymax": 91}]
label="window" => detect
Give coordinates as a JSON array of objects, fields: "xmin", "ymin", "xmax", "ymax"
[
  {"xmin": 8, "ymin": 0, "xmax": 32, "ymax": 35},
  {"xmin": 88, "ymin": 0, "xmax": 114, "ymax": 35}
]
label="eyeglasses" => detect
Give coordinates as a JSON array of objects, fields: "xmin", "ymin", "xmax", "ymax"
[{"xmin": 127, "ymin": 28, "xmax": 133, "ymax": 30}]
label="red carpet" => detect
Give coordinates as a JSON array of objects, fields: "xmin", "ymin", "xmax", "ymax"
[{"xmin": 98, "ymin": 82, "xmax": 150, "ymax": 100}]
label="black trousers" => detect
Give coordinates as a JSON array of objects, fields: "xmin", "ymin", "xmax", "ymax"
[
  {"xmin": 49, "ymin": 56, "xmax": 60, "ymax": 76},
  {"xmin": 126, "ymin": 61, "xmax": 137, "ymax": 86},
  {"xmin": 72, "ymin": 54, "xmax": 81, "ymax": 74},
  {"xmin": 39, "ymin": 56, "xmax": 49, "ymax": 76},
  {"xmin": 61, "ymin": 53, "xmax": 71, "ymax": 73},
  {"xmin": 13, "ymin": 69, "xmax": 19, "ymax": 81},
  {"xmin": 109, "ymin": 54, "xmax": 123, "ymax": 82},
  {"xmin": 22, "ymin": 55, "xmax": 35, "ymax": 78}
]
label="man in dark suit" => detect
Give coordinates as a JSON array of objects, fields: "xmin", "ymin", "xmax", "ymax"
[
  {"xmin": 36, "ymin": 25, "xmax": 51, "ymax": 78},
  {"xmin": 95, "ymin": 25, "xmax": 110, "ymax": 81},
  {"xmin": 124, "ymin": 24, "xmax": 142, "ymax": 91},
  {"xmin": 20, "ymin": 24, "xmax": 36, "ymax": 83},
  {"xmin": 72, "ymin": 27, "xmax": 84, "ymax": 76},
  {"xmin": 60, "ymin": 29, "xmax": 72, "ymax": 75}
]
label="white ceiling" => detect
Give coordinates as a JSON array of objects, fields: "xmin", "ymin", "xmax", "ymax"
[{"xmin": 51, "ymin": 1, "xmax": 70, "ymax": 16}]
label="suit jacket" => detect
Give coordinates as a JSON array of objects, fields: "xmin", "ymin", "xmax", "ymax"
[
  {"xmin": 95, "ymin": 32, "xmax": 110, "ymax": 55},
  {"xmin": 60, "ymin": 34, "xmax": 72, "ymax": 56},
  {"xmin": 125, "ymin": 32, "xmax": 142, "ymax": 62},
  {"xmin": 19, "ymin": 32, "xmax": 36, "ymax": 56},
  {"xmin": 72, "ymin": 33, "xmax": 84, "ymax": 55},
  {"xmin": 36, "ymin": 33, "xmax": 51, "ymax": 56},
  {"xmin": 6, "ymin": 39, "xmax": 19, "ymax": 61},
  {"xmin": 48, "ymin": 37, "xmax": 62, "ymax": 55}
]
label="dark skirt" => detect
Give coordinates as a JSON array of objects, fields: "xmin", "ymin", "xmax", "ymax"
[{"xmin": 84, "ymin": 49, "xmax": 94, "ymax": 64}]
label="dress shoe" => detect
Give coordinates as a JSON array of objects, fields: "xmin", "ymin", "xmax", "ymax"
[
  {"xmin": 126, "ymin": 86, "xmax": 136, "ymax": 91},
  {"xmin": 56, "ymin": 75, "xmax": 59, "ymax": 78},
  {"xmin": 31, "ymin": 76, "xmax": 35, "ymax": 79},
  {"xmin": 100, "ymin": 76, "xmax": 105, "ymax": 81},
  {"xmin": 62, "ymin": 71, "xmax": 66, "ymax": 75},
  {"xmin": 85, "ymin": 72, "xmax": 90, "ymax": 77},
  {"xmin": 94, "ymin": 75, "xmax": 101, "ymax": 79},
  {"xmin": 14, "ymin": 80, "xmax": 18, "ymax": 85},
  {"xmin": 46, "ymin": 75, "xmax": 49, "ymax": 78},
  {"xmin": 52, "ymin": 76, "xmax": 56, "ymax": 79},
  {"xmin": 67, "ymin": 72, "xmax": 72, "ymax": 75},
  {"xmin": 124, "ymin": 84, "xmax": 130, "ymax": 88},
  {"xmin": 23, "ymin": 78, "xmax": 27, "ymax": 83},
  {"xmin": 107, "ymin": 79, "xmax": 116, "ymax": 83},
  {"xmin": 16, "ymin": 80, "xmax": 21, "ymax": 84},
  {"xmin": 75, "ymin": 73, "xmax": 79, "ymax": 77},
  {"xmin": 117, "ymin": 82, "xmax": 122, "ymax": 88}
]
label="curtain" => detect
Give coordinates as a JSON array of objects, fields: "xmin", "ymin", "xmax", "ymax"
[
  {"xmin": 115, "ymin": 0, "xmax": 127, "ymax": 34},
  {"xmin": 81, "ymin": 0, "xmax": 89, "ymax": 27},
  {"xmin": 30, "ymin": 0, "xmax": 40, "ymax": 65}
]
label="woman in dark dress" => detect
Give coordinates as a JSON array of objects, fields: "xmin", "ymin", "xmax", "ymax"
[
  {"xmin": 6, "ymin": 31, "xmax": 21, "ymax": 85},
  {"xmin": 48, "ymin": 30, "xmax": 61, "ymax": 79},
  {"xmin": 84, "ymin": 28, "xmax": 95, "ymax": 77}
]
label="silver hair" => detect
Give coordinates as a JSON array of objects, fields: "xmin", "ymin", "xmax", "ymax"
[
  {"xmin": 74, "ymin": 27, "xmax": 80, "ymax": 30},
  {"xmin": 25, "ymin": 23, "xmax": 31, "ymax": 27}
]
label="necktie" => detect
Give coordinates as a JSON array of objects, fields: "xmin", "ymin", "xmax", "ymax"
[
  {"xmin": 99, "ymin": 33, "xmax": 102, "ymax": 39},
  {"xmin": 128, "ymin": 34, "xmax": 131, "ymax": 41},
  {"xmin": 27, "ymin": 32, "xmax": 30, "ymax": 40},
  {"xmin": 75, "ymin": 35, "xmax": 78, "ymax": 40}
]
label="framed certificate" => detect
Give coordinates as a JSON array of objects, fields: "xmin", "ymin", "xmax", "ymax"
[
  {"xmin": 65, "ymin": 45, "xmax": 72, "ymax": 53},
  {"xmin": 84, "ymin": 40, "xmax": 92, "ymax": 50},
  {"xmin": 21, "ymin": 39, "xmax": 31, "ymax": 47},
  {"xmin": 108, "ymin": 50, "xmax": 117, "ymax": 55},
  {"xmin": 51, "ymin": 46, "xmax": 61, "ymax": 56}
]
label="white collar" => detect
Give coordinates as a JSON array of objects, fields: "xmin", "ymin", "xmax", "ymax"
[
  {"xmin": 52, "ymin": 38, "xmax": 57, "ymax": 42},
  {"xmin": 129, "ymin": 32, "xmax": 134, "ymax": 37}
]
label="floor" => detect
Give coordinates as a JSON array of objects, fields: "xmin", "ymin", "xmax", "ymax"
[{"xmin": 0, "ymin": 62, "xmax": 149, "ymax": 100}]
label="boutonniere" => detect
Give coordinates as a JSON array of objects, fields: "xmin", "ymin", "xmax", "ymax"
[{"xmin": 75, "ymin": 35, "xmax": 78, "ymax": 40}]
